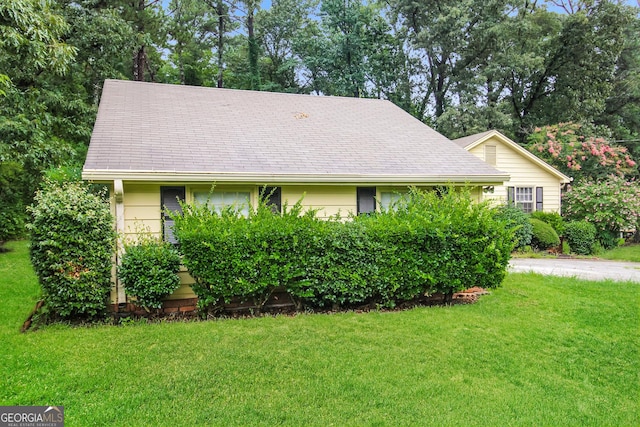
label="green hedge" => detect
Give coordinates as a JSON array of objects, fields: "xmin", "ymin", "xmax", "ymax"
[
  {"xmin": 494, "ymin": 205, "xmax": 532, "ymax": 249},
  {"xmin": 530, "ymin": 211, "xmax": 564, "ymax": 237},
  {"xmin": 173, "ymin": 188, "xmax": 515, "ymax": 313},
  {"xmin": 529, "ymin": 218, "xmax": 560, "ymax": 250},
  {"xmin": 28, "ymin": 181, "xmax": 115, "ymax": 319},
  {"xmin": 564, "ymin": 221, "xmax": 597, "ymax": 255}
]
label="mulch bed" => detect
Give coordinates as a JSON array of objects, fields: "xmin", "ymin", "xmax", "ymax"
[{"xmin": 22, "ymin": 287, "xmax": 491, "ymax": 331}]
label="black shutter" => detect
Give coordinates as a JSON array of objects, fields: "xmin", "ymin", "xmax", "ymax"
[
  {"xmin": 161, "ymin": 186, "xmax": 185, "ymax": 244},
  {"xmin": 260, "ymin": 186, "xmax": 282, "ymax": 213},
  {"xmin": 507, "ymin": 187, "xmax": 515, "ymax": 206},
  {"xmin": 357, "ymin": 187, "xmax": 376, "ymax": 215},
  {"xmin": 536, "ymin": 187, "xmax": 543, "ymax": 211}
]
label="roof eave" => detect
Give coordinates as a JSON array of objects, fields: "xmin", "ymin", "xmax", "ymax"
[{"xmin": 82, "ymin": 170, "xmax": 509, "ymax": 186}]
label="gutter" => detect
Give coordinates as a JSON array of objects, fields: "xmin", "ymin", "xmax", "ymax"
[{"xmin": 82, "ymin": 170, "xmax": 510, "ymax": 186}]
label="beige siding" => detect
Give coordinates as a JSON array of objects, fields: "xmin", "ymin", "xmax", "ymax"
[
  {"xmin": 468, "ymin": 136, "xmax": 563, "ymax": 213},
  {"xmin": 282, "ymin": 185, "xmax": 357, "ymax": 218},
  {"xmin": 122, "ymin": 183, "xmax": 163, "ymax": 241}
]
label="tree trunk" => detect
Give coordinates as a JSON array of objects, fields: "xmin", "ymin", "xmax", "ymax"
[{"xmin": 217, "ymin": 0, "xmax": 225, "ymax": 88}]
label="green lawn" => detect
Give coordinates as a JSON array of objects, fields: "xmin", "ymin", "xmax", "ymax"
[
  {"xmin": 599, "ymin": 243, "xmax": 640, "ymax": 263},
  {"xmin": 1, "ymin": 240, "xmax": 638, "ymax": 426}
]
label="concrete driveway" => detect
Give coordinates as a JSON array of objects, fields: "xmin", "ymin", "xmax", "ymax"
[{"xmin": 509, "ymin": 258, "xmax": 640, "ymax": 283}]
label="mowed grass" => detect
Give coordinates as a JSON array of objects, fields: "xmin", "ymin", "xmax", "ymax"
[
  {"xmin": 1, "ymin": 240, "xmax": 638, "ymax": 426},
  {"xmin": 599, "ymin": 243, "xmax": 640, "ymax": 263}
]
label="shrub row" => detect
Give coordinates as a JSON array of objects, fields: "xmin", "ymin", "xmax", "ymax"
[{"xmin": 173, "ymin": 188, "xmax": 515, "ymax": 313}]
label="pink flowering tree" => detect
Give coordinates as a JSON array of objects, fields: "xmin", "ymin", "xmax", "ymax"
[
  {"xmin": 563, "ymin": 176, "xmax": 640, "ymax": 247},
  {"xmin": 526, "ymin": 122, "xmax": 637, "ymax": 181}
]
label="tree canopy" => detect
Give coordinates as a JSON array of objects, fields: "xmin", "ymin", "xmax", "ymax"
[{"xmin": 0, "ymin": 0, "xmax": 639, "ymax": 242}]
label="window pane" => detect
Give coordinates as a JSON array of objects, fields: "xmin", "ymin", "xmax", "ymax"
[
  {"xmin": 515, "ymin": 187, "xmax": 533, "ymax": 213},
  {"xmin": 193, "ymin": 191, "xmax": 250, "ymax": 216},
  {"xmin": 380, "ymin": 192, "xmax": 404, "ymax": 210}
]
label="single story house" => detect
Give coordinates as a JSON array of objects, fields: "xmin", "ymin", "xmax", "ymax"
[
  {"xmin": 454, "ymin": 130, "xmax": 571, "ymax": 214},
  {"xmin": 83, "ymin": 80, "xmax": 510, "ymax": 306}
]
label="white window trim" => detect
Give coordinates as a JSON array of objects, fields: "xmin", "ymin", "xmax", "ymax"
[{"xmin": 515, "ymin": 187, "xmax": 534, "ymax": 213}]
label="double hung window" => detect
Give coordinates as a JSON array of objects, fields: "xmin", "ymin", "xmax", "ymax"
[
  {"xmin": 193, "ymin": 191, "xmax": 251, "ymax": 216},
  {"xmin": 507, "ymin": 186, "xmax": 543, "ymax": 213}
]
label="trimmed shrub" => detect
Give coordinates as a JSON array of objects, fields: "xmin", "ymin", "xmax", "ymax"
[
  {"xmin": 494, "ymin": 204, "xmax": 533, "ymax": 249},
  {"xmin": 173, "ymin": 187, "xmax": 515, "ymax": 312},
  {"xmin": 118, "ymin": 237, "xmax": 182, "ymax": 309},
  {"xmin": 174, "ymin": 198, "xmax": 321, "ymax": 312},
  {"xmin": 529, "ymin": 218, "xmax": 560, "ymax": 250},
  {"xmin": 530, "ymin": 211, "xmax": 564, "ymax": 237},
  {"xmin": 28, "ymin": 180, "xmax": 115, "ymax": 319},
  {"xmin": 563, "ymin": 221, "xmax": 597, "ymax": 255}
]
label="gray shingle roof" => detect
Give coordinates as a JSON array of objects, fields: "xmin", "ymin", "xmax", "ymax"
[
  {"xmin": 83, "ymin": 80, "xmax": 507, "ymax": 183},
  {"xmin": 452, "ymin": 130, "xmax": 495, "ymax": 148}
]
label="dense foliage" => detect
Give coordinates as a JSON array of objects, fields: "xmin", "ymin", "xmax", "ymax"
[
  {"xmin": 28, "ymin": 180, "xmax": 115, "ymax": 319},
  {"xmin": 493, "ymin": 204, "xmax": 533, "ymax": 250},
  {"xmin": 118, "ymin": 237, "xmax": 182, "ymax": 309},
  {"xmin": 529, "ymin": 218, "xmax": 560, "ymax": 250},
  {"xmin": 526, "ymin": 122, "xmax": 637, "ymax": 181},
  {"xmin": 563, "ymin": 176, "xmax": 640, "ymax": 248},
  {"xmin": 2, "ymin": 0, "xmax": 639, "ymax": 242},
  {"xmin": 530, "ymin": 211, "xmax": 565, "ymax": 237},
  {"xmin": 173, "ymin": 188, "xmax": 515, "ymax": 313},
  {"xmin": 563, "ymin": 221, "xmax": 597, "ymax": 255}
]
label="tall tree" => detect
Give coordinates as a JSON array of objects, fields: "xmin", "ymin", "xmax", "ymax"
[
  {"xmin": 120, "ymin": 0, "xmax": 166, "ymax": 82},
  {"xmin": 164, "ymin": 0, "xmax": 219, "ymax": 86},
  {"xmin": 493, "ymin": 1, "xmax": 631, "ymax": 139},
  {"xmin": 0, "ymin": 0, "xmax": 78, "ymax": 240},
  {"xmin": 596, "ymin": 6, "xmax": 640, "ymax": 157},
  {"xmin": 390, "ymin": 0, "xmax": 512, "ymax": 120},
  {"xmin": 256, "ymin": 0, "xmax": 316, "ymax": 92}
]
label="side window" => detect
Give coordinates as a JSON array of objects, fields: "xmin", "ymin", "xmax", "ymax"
[
  {"xmin": 357, "ymin": 187, "xmax": 376, "ymax": 215},
  {"xmin": 259, "ymin": 186, "xmax": 282, "ymax": 213},
  {"xmin": 161, "ymin": 186, "xmax": 185, "ymax": 244},
  {"xmin": 193, "ymin": 191, "xmax": 251, "ymax": 216}
]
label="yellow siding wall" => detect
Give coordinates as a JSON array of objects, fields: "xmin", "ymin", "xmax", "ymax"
[
  {"xmin": 122, "ymin": 183, "xmax": 163, "ymax": 241},
  {"xmin": 467, "ymin": 136, "xmax": 563, "ymax": 213},
  {"xmin": 282, "ymin": 186, "xmax": 357, "ymax": 218}
]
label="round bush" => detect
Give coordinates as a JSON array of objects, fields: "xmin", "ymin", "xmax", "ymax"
[
  {"xmin": 563, "ymin": 221, "xmax": 597, "ymax": 255},
  {"xmin": 118, "ymin": 239, "xmax": 182, "ymax": 309},
  {"xmin": 494, "ymin": 205, "xmax": 532, "ymax": 249},
  {"xmin": 529, "ymin": 218, "xmax": 560, "ymax": 250},
  {"xmin": 530, "ymin": 211, "xmax": 564, "ymax": 237},
  {"xmin": 28, "ymin": 181, "xmax": 115, "ymax": 319}
]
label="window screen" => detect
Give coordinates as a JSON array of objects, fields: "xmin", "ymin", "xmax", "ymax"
[
  {"xmin": 357, "ymin": 187, "xmax": 376, "ymax": 215},
  {"xmin": 193, "ymin": 191, "xmax": 251, "ymax": 216},
  {"xmin": 161, "ymin": 186, "xmax": 185, "ymax": 244},
  {"xmin": 259, "ymin": 186, "xmax": 282, "ymax": 213}
]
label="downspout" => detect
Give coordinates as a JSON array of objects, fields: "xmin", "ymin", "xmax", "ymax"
[{"xmin": 114, "ymin": 179, "xmax": 126, "ymax": 307}]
